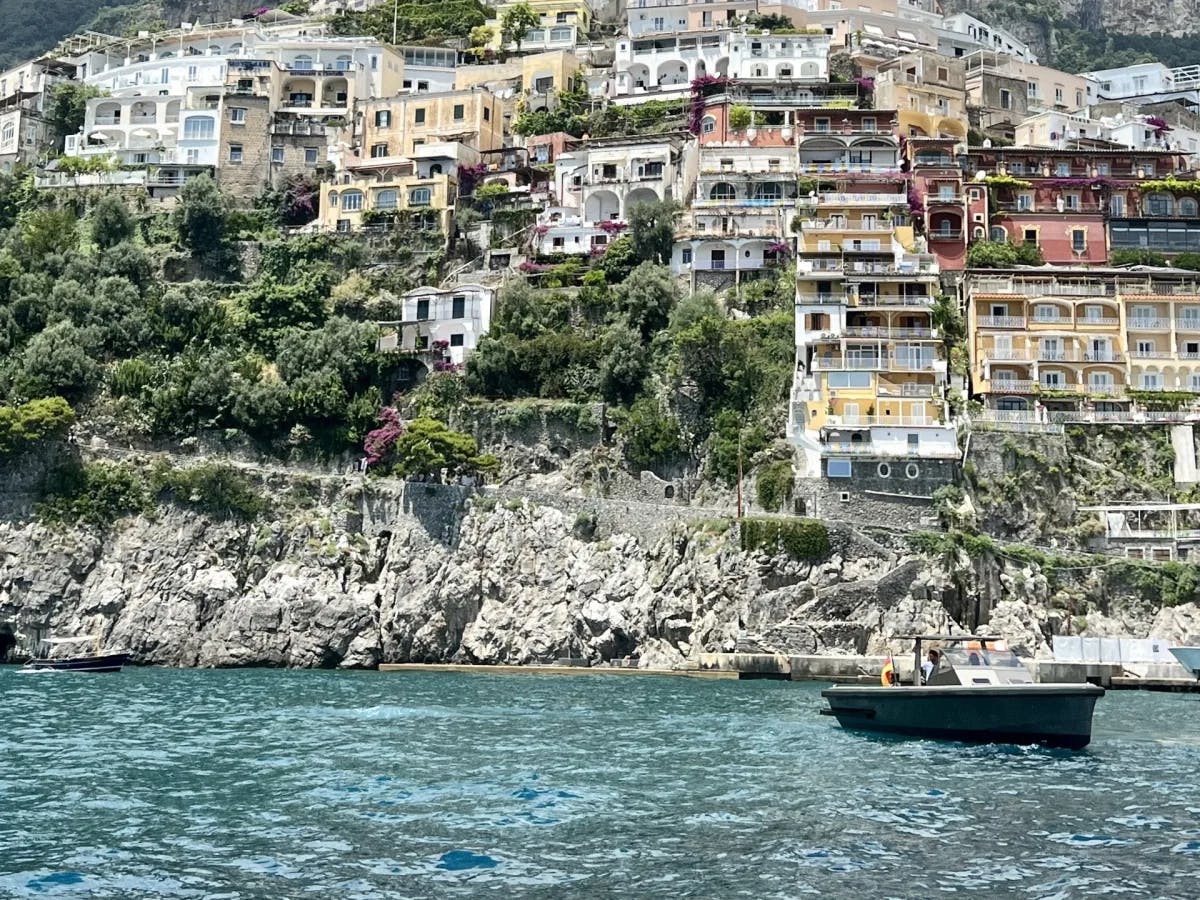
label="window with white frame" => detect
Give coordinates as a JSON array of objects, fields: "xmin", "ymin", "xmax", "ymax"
[{"xmin": 342, "ymin": 190, "xmax": 363, "ymax": 211}]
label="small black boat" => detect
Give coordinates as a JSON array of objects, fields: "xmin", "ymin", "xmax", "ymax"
[
  {"xmin": 21, "ymin": 636, "xmax": 131, "ymax": 673},
  {"xmin": 821, "ymin": 634, "xmax": 1104, "ymax": 750}
]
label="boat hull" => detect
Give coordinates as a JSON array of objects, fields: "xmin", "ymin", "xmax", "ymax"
[
  {"xmin": 22, "ymin": 652, "xmax": 131, "ymax": 674},
  {"xmin": 1170, "ymin": 647, "xmax": 1200, "ymax": 678},
  {"xmin": 821, "ymin": 683, "xmax": 1104, "ymax": 750}
]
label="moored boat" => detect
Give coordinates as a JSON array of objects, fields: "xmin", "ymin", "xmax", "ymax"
[
  {"xmin": 821, "ymin": 635, "xmax": 1104, "ymax": 750},
  {"xmin": 21, "ymin": 636, "xmax": 131, "ymax": 674},
  {"xmin": 1169, "ymin": 646, "xmax": 1200, "ymax": 680}
]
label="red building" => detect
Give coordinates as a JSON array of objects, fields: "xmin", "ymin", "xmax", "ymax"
[
  {"xmin": 906, "ymin": 137, "xmax": 967, "ymax": 271},
  {"xmin": 963, "ymin": 146, "xmax": 1189, "ymax": 265}
]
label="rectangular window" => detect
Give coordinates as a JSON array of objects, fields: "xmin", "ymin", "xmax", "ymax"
[
  {"xmin": 453, "ymin": 103, "xmax": 464, "ymax": 120},
  {"xmin": 1000, "ymin": 89, "xmax": 1011, "ymax": 109},
  {"xmin": 230, "ymin": 107, "xmax": 246, "ymax": 124},
  {"xmin": 814, "ymin": 117, "xmax": 830, "ymax": 132},
  {"xmin": 375, "ymin": 110, "xmax": 390, "ymax": 127},
  {"xmin": 416, "ymin": 299, "xmax": 430, "ymax": 320},
  {"xmin": 827, "ymin": 459, "xmax": 852, "ymax": 478},
  {"xmin": 187, "ymin": 65, "xmax": 198, "ymax": 82},
  {"xmin": 681, "ymin": 248, "xmax": 692, "ymax": 264},
  {"xmin": 305, "ymin": 147, "xmax": 318, "ymax": 164},
  {"xmin": 228, "ymin": 144, "xmax": 243, "ymax": 163},
  {"xmin": 1023, "ymin": 228, "xmax": 1038, "ymax": 245},
  {"xmin": 483, "ymin": 106, "xmax": 491, "ymax": 121},
  {"xmin": 371, "ymin": 143, "xmax": 389, "ymax": 157},
  {"xmin": 937, "ymin": 66, "xmax": 948, "ymax": 81},
  {"xmin": 861, "ymin": 117, "xmax": 876, "ymax": 133},
  {"xmin": 1110, "ymin": 195, "xmax": 1125, "ymax": 216},
  {"xmin": 1027, "ymin": 80, "xmax": 1038, "ymax": 98},
  {"xmin": 186, "ymin": 148, "xmax": 200, "ymax": 165},
  {"xmin": 450, "ymin": 333, "xmax": 465, "ymax": 347},
  {"xmin": 1064, "ymin": 193, "xmax": 1079, "ymax": 210},
  {"xmin": 414, "ymin": 108, "xmax": 426, "ymax": 124},
  {"xmin": 1072, "ymin": 229, "xmax": 1086, "ymax": 251},
  {"xmin": 1056, "ymin": 162, "xmax": 1070, "ymax": 176},
  {"xmin": 183, "ymin": 117, "xmax": 214, "ymax": 140},
  {"xmin": 452, "ymin": 296, "xmax": 466, "ymax": 318},
  {"xmin": 1055, "ymin": 87, "xmax": 1064, "ymax": 102}
]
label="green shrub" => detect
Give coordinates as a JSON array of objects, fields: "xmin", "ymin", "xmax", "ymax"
[
  {"xmin": 740, "ymin": 517, "xmax": 830, "ymax": 561},
  {"xmin": 39, "ymin": 460, "xmax": 151, "ymax": 527},
  {"xmin": 149, "ymin": 462, "xmax": 269, "ymax": 521},
  {"xmin": 754, "ymin": 459, "xmax": 795, "ymax": 512},
  {"xmin": 0, "ymin": 396, "xmax": 74, "ymax": 454}
]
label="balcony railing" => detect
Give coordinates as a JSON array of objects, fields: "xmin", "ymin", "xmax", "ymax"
[
  {"xmin": 1129, "ymin": 349, "xmax": 1173, "ymax": 358},
  {"xmin": 927, "ymin": 229, "xmax": 963, "ymax": 241},
  {"xmin": 843, "ymin": 326, "xmax": 935, "ymax": 339},
  {"xmin": 989, "ymin": 379, "xmax": 1037, "ymax": 394},
  {"xmin": 801, "ymin": 219, "xmax": 894, "ymax": 232},
  {"xmin": 1077, "ymin": 317, "xmax": 1120, "ymax": 326},
  {"xmin": 799, "ymin": 293, "xmax": 851, "ymax": 305},
  {"xmin": 876, "ymin": 379, "xmax": 936, "ymax": 397},
  {"xmin": 1127, "ymin": 317, "xmax": 1172, "ymax": 330},
  {"xmin": 1176, "ymin": 318, "xmax": 1200, "ymax": 331},
  {"xmin": 825, "ymin": 415, "xmax": 942, "ymax": 427},
  {"xmin": 812, "ymin": 355, "xmax": 939, "ymax": 371},
  {"xmin": 1029, "ymin": 316, "xmax": 1067, "ymax": 326},
  {"xmin": 818, "ymin": 192, "xmax": 908, "ymax": 205},
  {"xmin": 979, "ymin": 316, "xmax": 1027, "ymax": 331},
  {"xmin": 855, "ymin": 295, "xmax": 933, "ymax": 308},
  {"xmin": 985, "ymin": 349, "xmax": 1034, "ymax": 361}
]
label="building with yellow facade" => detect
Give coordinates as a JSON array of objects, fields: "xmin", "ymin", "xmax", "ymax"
[
  {"xmin": 789, "ymin": 108, "xmax": 959, "ymax": 485},
  {"xmin": 874, "ymin": 51, "xmax": 968, "ymax": 141},
  {"xmin": 967, "ymin": 268, "xmax": 1200, "ymax": 414}
]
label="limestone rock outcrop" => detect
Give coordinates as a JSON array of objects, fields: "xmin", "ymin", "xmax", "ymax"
[{"xmin": 0, "ymin": 477, "xmax": 1191, "ymax": 668}]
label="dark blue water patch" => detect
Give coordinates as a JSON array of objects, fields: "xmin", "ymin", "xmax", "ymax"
[
  {"xmin": 436, "ymin": 850, "xmax": 499, "ymax": 871},
  {"xmin": 25, "ymin": 873, "xmax": 85, "ymax": 892}
]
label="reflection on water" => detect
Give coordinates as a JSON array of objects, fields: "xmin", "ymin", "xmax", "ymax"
[{"xmin": 2, "ymin": 668, "xmax": 1199, "ymax": 898}]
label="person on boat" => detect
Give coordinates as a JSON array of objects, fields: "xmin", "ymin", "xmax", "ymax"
[{"xmin": 921, "ymin": 649, "xmax": 940, "ymax": 684}]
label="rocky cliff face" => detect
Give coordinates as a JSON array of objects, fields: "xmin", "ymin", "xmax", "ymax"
[{"xmin": 1, "ymin": 470, "xmax": 1193, "ymax": 668}]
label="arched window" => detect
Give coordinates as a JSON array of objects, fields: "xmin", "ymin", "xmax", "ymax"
[
  {"xmin": 1181, "ymin": 197, "xmax": 1199, "ymax": 217},
  {"xmin": 989, "ymin": 225, "xmax": 1007, "ymax": 242},
  {"xmin": 709, "ymin": 182, "xmax": 735, "ymax": 200},
  {"xmin": 375, "ymin": 189, "xmax": 398, "ymax": 210},
  {"xmin": 292, "ymin": 54, "xmax": 314, "ymax": 70},
  {"xmin": 550, "ymin": 26, "xmax": 572, "ymax": 40},
  {"xmin": 328, "ymin": 191, "xmax": 339, "ymax": 207},
  {"xmin": 410, "ymin": 187, "xmax": 432, "ymax": 206},
  {"xmin": 973, "ymin": 226, "xmax": 986, "ymax": 240},
  {"xmin": 341, "ymin": 190, "xmax": 363, "ymax": 211},
  {"xmin": 429, "ymin": 163, "xmax": 443, "ymax": 176},
  {"xmin": 1, "ymin": 123, "xmax": 13, "ymax": 144},
  {"xmin": 754, "ymin": 182, "xmax": 782, "ymax": 200},
  {"xmin": 335, "ymin": 54, "xmax": 352, "ymax": 71},
  {"xmin": 701, "ymin": 116, "xmax": 716, "ymax": 134}
]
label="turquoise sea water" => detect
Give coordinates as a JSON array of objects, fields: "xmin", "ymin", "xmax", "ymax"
[{"xmin": 2, "ymin": 668, "xmax": 1200, "ymax": 899}]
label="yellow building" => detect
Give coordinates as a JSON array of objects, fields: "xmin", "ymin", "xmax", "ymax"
[
  {"xmin": 321, "ymin": 164, "xmax": 458, "ymax": 235},
  {"xmin": 874, "ymin": 52, "xmax": 968, "ymax": 141},
  {"xmin": 495, "ymin": 0, "xmax": 594, "ymax": 31},
  {"xmin": 962, "ymin": 269, "xmax": 1200, "ymax": 413},
  {"xmin": 353, "ymin": 88, "xmax": 504, "ymax": 160},
  {"xmin": 454, "ymin": 50, "xmax": 580, "ymax": 101}
]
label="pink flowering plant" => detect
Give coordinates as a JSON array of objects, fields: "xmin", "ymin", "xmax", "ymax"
[{"xmin": 363, "ymin": 407, "xmax": 404, "ymax": 469}]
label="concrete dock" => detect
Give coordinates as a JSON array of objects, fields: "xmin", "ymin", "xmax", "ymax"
[{"xmin": 378, "ymin": 654, "xmax": 1200, "ymax": 690}]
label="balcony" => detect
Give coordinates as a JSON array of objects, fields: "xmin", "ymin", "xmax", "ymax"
[
  {"xmin": 843, "ymin": 326, "xmax": 935, "ymax": 339},
  {"xmin": 985, "ymin": 348, "xmax": 1034, "ymax": 361},
  {"xmin": 855, "ymin": 295, "xmax": 933, "ymax": 308},
  {"xmin": 927, "ymin": 229, "xmax": 963, "ymax": 241},
  {"xmin": 1177, "ymin": 318, "xmax": 1200, "ymax": 332},
  {"xmin": 988, "ymin": 379, "xmax": 1036, "ymax": 394},
  {"xmin": 1127, "ymin": 317, "xmax": 1172, "ymax": 330},
  {"xmin": 926, "ymin": 193, "xmax": 963, "ymax": 205},
  {"xmin": 1129, "ymin": 350, "xmax": 1173, "ymax": 359},
  {"xmin": 1077, "ymin": 317, "xmax": 1120, "ymax": 327},
  {"xmin": 812, "ymin": 354, "xmax": 939, "ymax": 371},
  {"xmin": 876, "ymin": 379, "xmax": 935, "ymax": 397},
  {"xmin": 801, "ymin": 219, "xmax": 894, "ymax": 233},
  {"xmin": 825, "ymin": 414, "xmax": 942, "ymax": 427},
  {"xmin": 818, "ymin": 192, "xmax": 908, "ymax": 206},
  {"xmin": 799, "ymin": 293, "xmax": 851, "ymax": 305},
  {"xmin": 798, "ymin": 162, "xmax": 901, "ymax": 175},
  {"xmin": 1028, "ymin": 315, "xmax": 1068, "ymax": 327}
]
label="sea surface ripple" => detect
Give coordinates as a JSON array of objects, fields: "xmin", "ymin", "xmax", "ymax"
[{"xmin": 2, "ymin": 668, "xmax": 1199, "ymax": 898}]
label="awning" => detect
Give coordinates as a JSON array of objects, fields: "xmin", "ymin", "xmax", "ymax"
[{"xmin": 88, "ymin": 131, "xmax": 110, "ymax": 141}]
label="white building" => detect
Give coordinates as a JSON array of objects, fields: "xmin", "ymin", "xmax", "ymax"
[
  {"xmin": 1015, "ymin": 108, "xmax": 1200, "ymax": 162},
  {"xmin": 1083, "ymin": 62, "xmax": 1178, "ymax": 105},
  {"xmin": 612, "ymin": 30, "xmax": 829, "ymax": 98},
  {"xmin": 938, "ymin": 13, "xmax": 1037, "ymax": 63},
  {"xmin": 378, "ymin": 284, "xmax": 496, "ymax": 367}
]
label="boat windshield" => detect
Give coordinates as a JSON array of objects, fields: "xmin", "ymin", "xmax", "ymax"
[{"xmin": 942, "ymin": 646, "xmax": 1025, "ymax": 668}]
